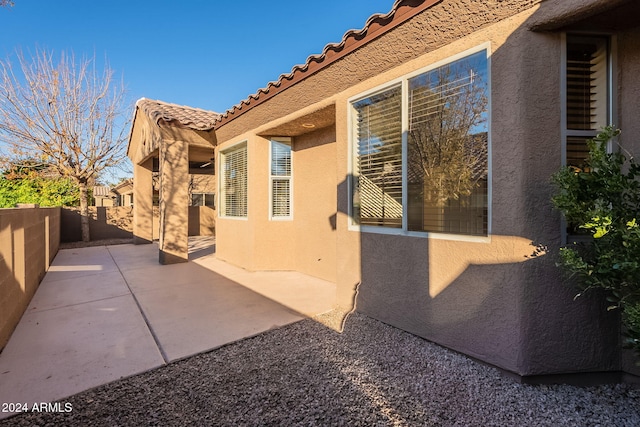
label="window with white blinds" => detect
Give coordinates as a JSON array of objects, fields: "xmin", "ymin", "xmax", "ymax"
[
  {"xmin": 220, "ymin": 143, "xmax": 247, "ymax": 217},
  {"xmin": 351, "ymin": 47, "xmax": 489, "ymax": 237},
  {"xmin": 565, "ymin": 35, "xmax": 610, "ymax": 169},
  {"xmin": 353, "ymin": 86, "xmax": 403, "ymax": 227},
  {"xmin": 407, "ymin": 50, "xmax": 488, "ymax": 235},
  {"xmin": 270, "ymin": 138, "xmax": 292, "ymax": 219}
]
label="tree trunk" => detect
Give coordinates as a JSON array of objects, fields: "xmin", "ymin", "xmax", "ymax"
[{"xmin": 78, "ymin": 180, "xmax": 91, "ymax": 242}]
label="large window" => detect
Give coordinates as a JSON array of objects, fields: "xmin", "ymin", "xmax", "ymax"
[
  {"xmin": 564, "ymin": 35, "xmax": 612, "ymax": 169},
  {"xmin": 351, "ymin": 48, "xmax": 489, "ymax": 237},
  {"xmin": 220, "ymin": 143, "xmax": 247, "ymax": 217},
  {"xmin": 270, "ymin": 138, "xmax": 292, "ymax": 219}
]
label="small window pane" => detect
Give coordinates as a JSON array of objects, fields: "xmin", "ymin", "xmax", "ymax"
[
  {"xmin": 353, "ymin": 85, "xmax": 403, "ymax": 228},
  {"xmin": 271, "ymin": 140, "xmax": 291, "ymax": 176},
  {"xmin": 272, "ymin": 179, "xmax": 291, "ymax": 217},
  {"xmin": 191, "ymin": 193, "xmax": 204, "ymax": 206},
  {"xmin": 221, "ymin": 144, "xmax": 247, "ymax": 217},
  {"xmin": 566, "ymin": 36, "xmax": 608, "ymax": 131}
]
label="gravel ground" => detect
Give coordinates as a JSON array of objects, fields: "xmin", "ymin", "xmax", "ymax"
[{"xmin": 2, "ymin": 313, "xmax": 639, "ymax": 426}]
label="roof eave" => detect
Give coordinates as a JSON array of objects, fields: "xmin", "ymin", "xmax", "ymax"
[{"xmin": 214, "ymin": 0, "xmax": 443, "ymax": 129}]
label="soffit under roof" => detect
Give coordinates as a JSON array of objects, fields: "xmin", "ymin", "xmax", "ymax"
[
  {"xmin": 257, "ymin": 104, "xmax": 336, "ymax": 137},
  {"xmin": 529, "ymin": 0, "xmax": 637, "ymax": 31}
]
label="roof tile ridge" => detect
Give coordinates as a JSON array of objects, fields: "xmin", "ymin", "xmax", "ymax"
[
  {"xmin": 138, "ymin": 98, "xmax": 219, "ymax": 115},
  {"xmin": 215, "ymin": 0, "xmax": 422, "ymax": 125},
  {"xmin": 136, "ymin": 97, "xmax": 219, "ymax": 131}
]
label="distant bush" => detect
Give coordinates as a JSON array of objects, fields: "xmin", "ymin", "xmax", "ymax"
[{"xmin": 0, "ymin": 171, "xmax": 79, "ymax": 208}]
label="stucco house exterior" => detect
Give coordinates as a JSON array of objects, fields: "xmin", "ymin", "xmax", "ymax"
[
  {"xmin": 128, "ymin": 99, "xmax": 218, "ymax": 262},
  {"xmin": 128, "ymin": 0, "xmax": 640, "ymax": 382}
]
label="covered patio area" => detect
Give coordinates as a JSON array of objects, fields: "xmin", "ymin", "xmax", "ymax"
[
  {"xmin": 0, "ymin": 238, "xmax": 335, "ymax": 419},
  {"xmin": 128, "ymin": 99, "xmax": 219, "ymax": 264}
]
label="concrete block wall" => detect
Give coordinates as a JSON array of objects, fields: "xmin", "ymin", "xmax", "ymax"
[
  {"xmin": 61, "ymin": 206, "xmax": 133, "ymax": 242},
  {"xmin": 0, "ymin": 207, "xmax": 60, "ymax": 350},
  {"xmin": 188, "ymin": 206, "xmax": 215, "ymax": 237}
]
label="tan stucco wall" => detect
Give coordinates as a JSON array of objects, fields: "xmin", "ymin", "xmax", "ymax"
[
  {"xmin": 216, "ymin": 128, "xmax": 337, "ymax": 282},
  {"xmin": 214, "ymin": 0, "xmax": 639, "ymax": 378},
  {"xmin": 189, "ymin": 206, "xmax": 215, "ymax": 236},
  {"xmin": 61, "ymin": 206, "xmax": 133, "ymax": 242},
  {"xmin": 292, "ymin": 126, "xmax": 337, "ymax": 282},
  {"xmin": 0, "ymin": 207, "xmax": 60, "ymax": 350}
]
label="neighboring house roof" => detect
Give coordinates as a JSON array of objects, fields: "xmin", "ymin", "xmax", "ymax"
[
  {"xmin": 113, "ymin": 178, "xmax": 133, "ymax": 195},
  {"xmin": 93, "ymin": 186, "xmax": 114, "ymax": 197},
  {"xmin": 136, "ymin": 98, "xmax": 219, "ymax": 131},
  {"xmin": 214, "ymin": 0, "xmax": 442, "ymax": 128}
]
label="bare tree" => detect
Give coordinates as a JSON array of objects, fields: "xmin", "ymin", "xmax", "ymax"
[
  {"xmin": 0, "ymin": 48, "xmax": 129, "ymax": 241},
  {"xmin": 408, "ymin": 65, "xmax": 488, "ymax": 206},
  {"xmin": 1, "ymin": 1, "xmax": 14, "ymax": 7}
]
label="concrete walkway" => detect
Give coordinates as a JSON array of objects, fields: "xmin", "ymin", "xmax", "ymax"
[{"xmin": 0, "ymin": 239, "xmax": 335, "ymax": 419}]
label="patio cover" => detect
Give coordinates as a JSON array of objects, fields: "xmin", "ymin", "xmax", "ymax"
[{"xmin": 128, "ymin": 98, "xmax": 219, "ymax": 264}]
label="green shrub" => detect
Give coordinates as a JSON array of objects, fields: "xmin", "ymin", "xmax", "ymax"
[
  {"xmin": 552, "ymin": 126, "xmax": 640, "ymax": 361},
  {"xmin": 0, "ymin": 172, "xmax": 79, "ymax": 208}
]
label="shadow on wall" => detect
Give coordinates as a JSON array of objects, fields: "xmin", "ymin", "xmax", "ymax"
[
  {"xmin": 61, "ymin": 206, "xmax": 133, "ymax": 242},
  {"xmin": 188, "ymin": 206, "xmax": 216, "ymax": 237},
  {"xmin": 335, "ymin": 166, "xmax": 620, "ymax": 378},
  {"xmin": 0, "ymin": 217, "xmax": 23, "ymax": 350},
  {"xmin": 0, "ymin": 207, "xmax": 60, "ymax": 350}
]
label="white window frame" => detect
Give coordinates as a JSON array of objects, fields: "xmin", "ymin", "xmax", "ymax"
[
  {"xmin": 348, "ymin": 43, "xmax": 492, "ymax": 242},
  {"xmin": 269, "ymin": 137, "xmax": 293, "ymax": 220},
  {"xmin": 219, "ymin": 141, "xmax": 248, "ymax": 219}
]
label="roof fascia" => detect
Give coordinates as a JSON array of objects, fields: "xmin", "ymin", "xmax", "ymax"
[{"xmin": 215, "ymin": 0, "xmax": 442, "ymax": 129}]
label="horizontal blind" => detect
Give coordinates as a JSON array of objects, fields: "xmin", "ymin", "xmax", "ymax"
[
  {"xmin": 271, "ymin": 140, "xmax": 292, "ymax": 176},
  {"xmin": 409, "ymin": 73, "xmax": 476, "ymax": 131},
  {"xmin": 566, "ymin": 36, "xmax": 608, "ymax": 131},
  {"xmin": 222, "ymin": 145, "xmax": 247, "ymax": 217},
  {"xmin": 406, "ymin": 51, "xmax": 488, "ymax": 236},
  {"xmin": 271, "ymin": 178, "xmax": 291, "ymax": 217},
  {"xmin": 353, "ymin": 86, "xmax": 403, "ymax": 227}
]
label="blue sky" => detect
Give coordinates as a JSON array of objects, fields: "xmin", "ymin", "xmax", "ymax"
[{"xmin": 0, "ymin": 0, "xmax": 393, "ymax": 114}]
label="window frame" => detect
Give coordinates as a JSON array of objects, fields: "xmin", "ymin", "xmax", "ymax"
[
  {"xmin": 348, "ymin": 43, "xmax": 492, "ymax": 242},
  {"xmin": 191, "ymin": 192, "xmax": 215, "ymax": 208},
  {"xmin": 561, "ymin": 32, "xmax": 617, "ymax": 166},
  {"xmin": 218, "ymin": 141, "xmax": 248, "ymax": 219},
  {"xmin": 269, "ymin": 137, "xmax": 293, "ymax": 220},
  {"xmin": 560, "ymin": 32, "xmax": 617, "ymax": 243}
]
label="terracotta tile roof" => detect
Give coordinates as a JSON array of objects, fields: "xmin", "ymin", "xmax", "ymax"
[
  {"xmin": 215, "ymin": 0, "xmax": 442, "ymax": 128},
  {"xmin": 137, "ymin": 98, "xmax": 219, "ymax": 131}
]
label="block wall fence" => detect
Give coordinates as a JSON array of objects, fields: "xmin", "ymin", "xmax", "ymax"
[{"xmin": 0, "ymin": 207, "xmax": 60, "ymax": 350}]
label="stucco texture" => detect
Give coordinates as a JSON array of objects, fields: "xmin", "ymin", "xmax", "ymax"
[
  {"xmin": 213, "ymin": 0, "xmax": 639, "ymax": 379},
  {"xmin": 0, "ymin": 207, "xmax": 60, "ymax": 350}
]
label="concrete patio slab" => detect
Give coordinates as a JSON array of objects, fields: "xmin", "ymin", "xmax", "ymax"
[
  {"xmin": 28, "ymin": 270, "xmax": 129, "ymax": 312},
  {"xmin": 0, "ymin": 240, "xmax": 336, "ymax": 420},
  {"xmin": 0, "ymin": 294, "xmax": 164, "ymax": 416},
  {"xmin": 193, "ymin": 256, "xmax": 336, "ymax": 317}
]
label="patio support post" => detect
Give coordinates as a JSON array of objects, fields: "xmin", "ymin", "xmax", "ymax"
[
  {"xmin": 158, "ymin": 140, "xmax": 189, "ymax": 264},
  {"xmin": 133, "ymin": 158, "xmax": 154, "ymax": 245}
]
